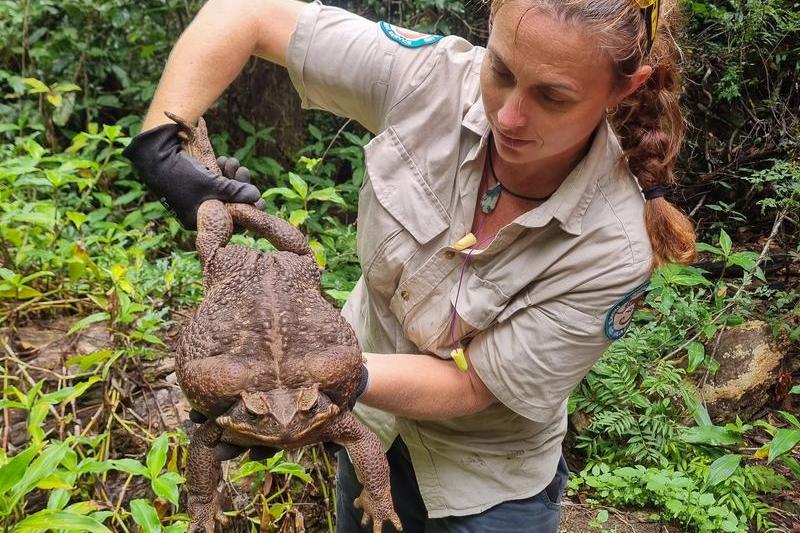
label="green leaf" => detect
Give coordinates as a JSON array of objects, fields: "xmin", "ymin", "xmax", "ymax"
[
  {"xmin": 696, "ymin": 242, "xmax": 724, "ymax": 255},
  {"xmin": 0, "ymin": 445, "xmax": 40, "ymax": 495},
  {"xmin": 289, "ymin": 209, "xmax": 309, "ymax": 227},
  {"xmin": 262, "ymin": 187, "xmax": 300, "ymax": 200},
  {"xmin": 152, "ymin": 473, "xmax": 180, "ymax": 506},
  {"xmin": 269, "ymin": 462, "xmax": 312, "ymax": 483},
  {"xmin": 67, "ymin": 312, "xmax": 110, "ymax": 335},
  {"xmin": 780, "ymin": 410, "xmax": 800, "ymax": 429},
  {"xmin": 680, "ymin": 425, "xmax": 741, "ymax": 446},
  {"xmin": 791, "ymin": 385, "xmax": 800, "ymax": 395},
  {"xmin": 307, "ymin": 187, "xmax": 345, "ymax": 205},
  {"xmin": 719, "ymin": 229, "xmax": 732, "ymax": 256},
  {"xmin": 288, "ymin": 172, "xmax": 308, "ymax": 198},
  {"xmin": 767, "ymin": 429, "xmax": 800, "ymax": 463},
  {"xmin": 47, "ymin": 92, "xmax": 63, "ymax": 107},
  {"xmin": 40, "ymin": 377, "xmax": 100, "ymax": 405},
  {"xmin": 687, "ymin": 342, "xmax": 705, "ymax": 373},
  {"xmin": 11, "ymin": 510, "xmax": 111, "ymax": 532},
  {"xmin": 12, "ymin": 442, "xmax": 70, "ymax": 504},
  {"xmin": 129, "ymin": 499, "xmax": 162, "ymax": 533},
  {"xmin": 706, "ymin": 454, "xmax": 741, "ymax": 487},
  {"xmin": 109, "ymin": 458, "xmax": 148, "ymax": 477},
  {"xmin": 146, "ymin": 434, "xmax": 169, "ymax": 479},
  {"xmin": 231, "ymin": 461, "xmax": 268, "ymax": 482},
  {"xmin": 53, "ymin": 82, "xmax": 82, "ymax": 93},
  {"xmin": 23, "ymin": 77, "xmax": 50, "ymax": 93}
]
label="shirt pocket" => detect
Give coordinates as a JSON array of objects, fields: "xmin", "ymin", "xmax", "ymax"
[{"xmin": 358, "ymin": 127, "xmax": 450, "ymax": 299}]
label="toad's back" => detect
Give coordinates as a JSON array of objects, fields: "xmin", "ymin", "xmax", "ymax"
[{"xmin": 176, "ymin": 244, "xmax": 361, "ymax": 416}]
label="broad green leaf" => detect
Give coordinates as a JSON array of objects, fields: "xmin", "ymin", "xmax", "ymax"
[
  {"xmin": 262, "ymin": 187, "xmax": 299, "ymax": 200},
  {"xmin": 40, "ymin": 377, "xmax": 100, "ymax": 405},
  {"xmin": 791, "ymin": 385, "xmax": 800, "ymax": 395},
  {"xmin": 37, "ymin": 471, "xmax": 75, "ymax": 490},
  {"xmin": 47, "ymin": 93, "xmax": 63, "ymax": 107},
  {"xmin": 687, "ymin": 342, "xmax": 705, "ymax": 373},
  {"xmin": 152, "ymin": 474, "xmax": 180, "ymax": 506},
  {"xmin": 23, "ymin": 77, "xmax": 49, "ymax": 93},
  {"xmin": 706, "ymin": 454, "xmax": 741, "ymax": 487},
  {"xmin": 12, "ymin": 442, "xmax": 70, "ymax": 504},
  {"xmin": 67, "ymin": 211, "xmax": 89, "ymax": 229},
  {"xmin": 146, "ymin": 434, "xmax": 169, "ymax": 478},
  {"xmin": 269, "ymin": 462, "xmax": 312, "ymax": 483},
  {"xmin": 308, "ymin": 240, "xmax": 326, "ymax": 268},
  {"xmin": 110, "ymin": 458, "xmax": 148, "ymax": 477},
  {"xmin": 47, "ymin": 488, "xmax": 71, "ymax": 511},
  {"xmin": 130, "ymin": 499, "xmax": 162, "ymax": 533},
  {"xmin": 307, "ymin": 187, "xmax": 345, "ymax": 205},
  {"xmin": 11, "ymin": 510, "xmax": 111, "ymax": 532},
  {"xmin": 67, "ymin": 312, "xmax": 110, "ymax": 335},
  {"xmin": 289, "ymin": 209, "xmax": 309, "ymax": 227},
  {"xmin": 718, "ymin": 229, "xmax": 732, "ymax": 256},
  {"xmin": 288, "ymin": 172, "xmax": 308, "ymax": 198},
  {"xmin": 767, "ymin": 429, "xmax": 800, "ymax": 463},
  {"xmin": 0, "ymin": 445, "xmax": 40, "ymax": 495},
  {"xmin": 696, "ymin": 242, "xmax": 724, "ymax": 255},
  {"xmin": 680, "ymin": 425, "xmax": 741, "ymax": 446},
  {"xmin": 231, "ymin": 461, "xmax": 268, "ymax": 482},
  {"xmin": 780, "ymin": 410, "xmax": 800, "ymax": 429}
]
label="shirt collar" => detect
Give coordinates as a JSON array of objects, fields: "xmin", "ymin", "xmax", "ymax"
[{"xmin": 461, "ymin": 98, "xmax": 622, "ymax": 236}]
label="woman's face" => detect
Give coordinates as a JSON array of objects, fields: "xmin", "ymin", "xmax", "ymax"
[{"xmin": 480, "ymin": 2, "xmax": 620, "ymax": 166}]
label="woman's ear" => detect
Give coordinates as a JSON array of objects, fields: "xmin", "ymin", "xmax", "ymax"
[{"xmin": 608, "ymin": 65, "xmax": 653, "ymax": 107}]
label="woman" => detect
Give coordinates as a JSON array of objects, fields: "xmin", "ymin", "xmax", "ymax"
[{"xmin": 124, "ymin": 0, "xmax": 696, "ymax": 531}]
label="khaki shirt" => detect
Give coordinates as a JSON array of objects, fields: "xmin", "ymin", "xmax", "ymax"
[{"xmin": 287, "ymin": 3, "xmax": 652, "ymax": 518}]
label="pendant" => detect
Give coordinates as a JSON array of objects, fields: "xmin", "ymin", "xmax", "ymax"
[{"xmin": 480, "ymin": 183, "xmax": 502, "ymax": 214}]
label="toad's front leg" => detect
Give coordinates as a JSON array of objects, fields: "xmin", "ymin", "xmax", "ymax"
[
  {"xmin": 325, "ymin": 412, "xmax": 401, "ymax": 533},
  {"xmin": 187, "ymin": 421, "xmax": 225, "ymax": 533}
]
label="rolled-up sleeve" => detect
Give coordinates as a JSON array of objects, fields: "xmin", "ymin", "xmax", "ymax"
[
  {"xmin": 286, "ymin": 2, "xmax": 442, "ymax": 133},
  {"xmin": 469, "ymin": 298, "xmax": 613, "ymax": 424}
]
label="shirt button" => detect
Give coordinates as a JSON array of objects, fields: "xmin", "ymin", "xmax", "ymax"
[
  {"xmin": 445, "ymin": 251, "xmax": 455, "ymax": 259},
  {"xmin": 400, "ymin": 290, "xmax": 410, "ymax": 301}
]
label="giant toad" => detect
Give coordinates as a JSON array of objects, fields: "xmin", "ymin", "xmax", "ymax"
[{"xmin": 169, "ymin": 113, "xmax": 400, "ymax": 533}]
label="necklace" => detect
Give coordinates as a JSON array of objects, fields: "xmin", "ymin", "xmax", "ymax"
[{"xmin": 480, "ymin": 134, "xmax": 554, "ymax": 214}]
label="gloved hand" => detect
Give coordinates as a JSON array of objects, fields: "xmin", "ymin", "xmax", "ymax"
[{"xmin": 122, "ymin": 123, "xmax": 263, "ymax": 230}]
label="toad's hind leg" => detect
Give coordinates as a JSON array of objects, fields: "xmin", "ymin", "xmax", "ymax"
[
  {"xmin": 324, "ymin": 412, "xmax": 401, "ymax": 533},
  {"xmin": 187, "ymin": 421, "xmax": 226, "ymax": 533},
  {"xmin": 226, "ymin": 203, "xmax": 311, "ymax": 256},
  {"xmin": 196, "ymin": 200, "xmax": 233, "ymax": 268}
]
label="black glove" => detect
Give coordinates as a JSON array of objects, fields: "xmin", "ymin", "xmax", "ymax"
[{"xmin": 122, "ymin": 123, "xmax": 263, "ymax": 230}]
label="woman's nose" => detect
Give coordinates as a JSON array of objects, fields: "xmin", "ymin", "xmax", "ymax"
[{"xmin": 496, "ymin": 93, "xmax": 528, "ymax": 130}]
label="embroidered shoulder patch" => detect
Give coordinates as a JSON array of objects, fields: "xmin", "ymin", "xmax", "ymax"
[
  {"xmin": 604, "ymin": 281, "xmax": 650, "ymax": 340},
  {"xmin": 379, "ymin": 21, "xmax": 443, "ymax": 48}
]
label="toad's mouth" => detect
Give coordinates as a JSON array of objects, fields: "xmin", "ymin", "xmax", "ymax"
[{"xmin": 216, "ymin": 403, "xmax": 340, "ymax": 444}]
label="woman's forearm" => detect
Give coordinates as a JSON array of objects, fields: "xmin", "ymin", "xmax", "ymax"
[
  {"xmin": 359, "ymin": 352, "xmax": 497, "ymax": 420},
  {"xmin": 142, "ymin": 0, "xmax": 305, "ymax": 131}
]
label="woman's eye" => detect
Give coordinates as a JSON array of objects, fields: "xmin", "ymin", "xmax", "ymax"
[{"xmin": 492, "ymin": 66, "xmax": 514, "ymax": 82}]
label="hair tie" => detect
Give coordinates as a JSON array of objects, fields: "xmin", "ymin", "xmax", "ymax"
[
  {"xmin": 635, "ymin": 0, "xmax": 662, "ymax": 54},
  {"xmin": 642, "ymin": 185, "xmax": 669, "ymax": 200}
]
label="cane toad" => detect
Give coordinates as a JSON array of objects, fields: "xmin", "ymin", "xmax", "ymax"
[{"xmin": 169, "ymin": 113, "xmax": 400, "ymax": 533}]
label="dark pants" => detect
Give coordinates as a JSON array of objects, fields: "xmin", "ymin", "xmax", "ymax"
[{"xmin": 335, "ymin": 438, "xmax": 568, "ymax": 533}]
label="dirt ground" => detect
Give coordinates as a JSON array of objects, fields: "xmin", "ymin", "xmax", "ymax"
[{"xmin": 559, "ymin": 502, "xmax": 686, "ymax": 533}]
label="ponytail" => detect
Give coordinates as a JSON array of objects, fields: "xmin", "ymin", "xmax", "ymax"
[{"xmin": 611, "ymin": 0, "xmax": 696, "ymax": 267}]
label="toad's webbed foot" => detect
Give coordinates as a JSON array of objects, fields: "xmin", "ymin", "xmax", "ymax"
[{"xmin": 354, "ymin": 487, "xmax": 403, "ymax": 533}]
